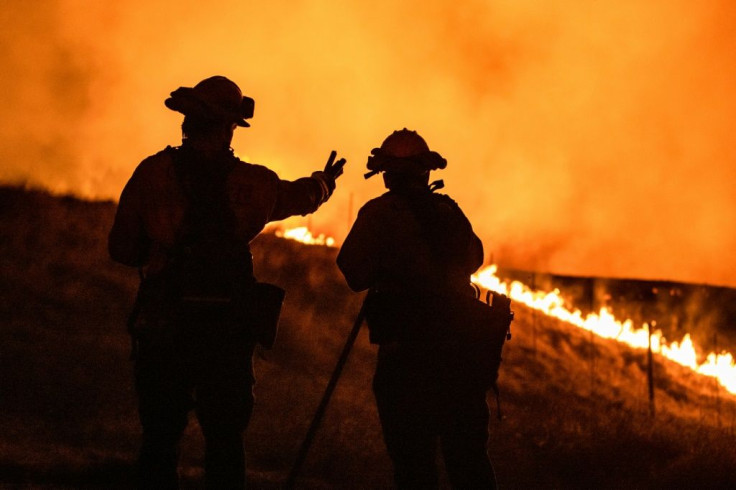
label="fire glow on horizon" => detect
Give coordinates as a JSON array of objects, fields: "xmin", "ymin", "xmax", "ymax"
[
  {"xmin": 277, "ymin": 227, "xmax": 736, "ymax": 396},
  {"xmin": 2, "ymin": 0, "xmax": 736, "ymax": 288}
]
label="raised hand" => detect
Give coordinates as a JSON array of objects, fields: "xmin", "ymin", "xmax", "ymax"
[{"xmin": 323, "ymin": 150, "xmax": 346, "ymax": 180}]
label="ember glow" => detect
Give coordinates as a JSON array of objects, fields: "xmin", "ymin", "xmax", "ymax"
[
  {"xmin": 275, "ymin": 226, "xmax": 335, "ymax": 247},
  {"xmin": 473, "ymin": 265, "xmax": 736, "ymax": 395}
]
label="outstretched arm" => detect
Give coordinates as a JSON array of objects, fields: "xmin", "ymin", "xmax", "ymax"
[{"xmin": 271, "ymin": 150, "xmax": 346, "ymax": 220}]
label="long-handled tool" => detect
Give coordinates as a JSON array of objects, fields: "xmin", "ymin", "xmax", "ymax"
[{"xmin": 284, "ymin": 296, "xmax": 368, "ymax": 489}]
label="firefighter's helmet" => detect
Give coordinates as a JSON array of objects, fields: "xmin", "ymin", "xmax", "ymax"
[
  {"xmin": 165, "ymin": 76, "xmax": 255, "ymax": 127},
  {"xmin": 366, "ymin": 129, "xmax": 447, "ymax": 177}
]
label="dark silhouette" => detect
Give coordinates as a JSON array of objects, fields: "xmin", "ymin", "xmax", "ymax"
[
  {"xmin": 337, "ymin": 129, "xmax": 497, "ymax": 489},
  {"xmin": 108, "ymin": 75, "xmax": 345, "ymax": 489}
]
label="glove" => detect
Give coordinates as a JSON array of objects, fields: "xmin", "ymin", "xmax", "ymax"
[
  {"xmin": 311, "ymin": 150, "xmax": 346, "ymax": 200},
  {"xmin": 323, "ymin": 150, "xmax": 346, "ymax": 180}
]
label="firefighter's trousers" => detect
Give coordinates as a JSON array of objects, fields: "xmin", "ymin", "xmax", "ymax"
[
  {"xmin": 372, "ymin": 342, "xmax": 497, "ymax": 490},
  {"xmin": 134, "ymin": 304, "xmax": 255, "ymax": 489}
]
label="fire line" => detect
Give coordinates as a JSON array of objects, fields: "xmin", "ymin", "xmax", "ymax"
[
  {"xmin": 472, "ymin": 265, "xmax": 736, "ymax": 395},
  {"xmin": 275, "ymin": 227, "xmax": 736, "ymax": 395}
]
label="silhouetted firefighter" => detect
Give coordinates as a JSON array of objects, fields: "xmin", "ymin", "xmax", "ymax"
[
  {"xmin": 337, "ymin": 129, "xmax": 510, "ymax": 489},
  {"xmin": 108, "ymin": 75, "xmax": 345, "ymax": 489}
]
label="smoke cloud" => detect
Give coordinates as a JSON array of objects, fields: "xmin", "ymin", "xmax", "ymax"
[{"xmin": 2, "ymin": 0, "xmax": 735, "ymax": 286}]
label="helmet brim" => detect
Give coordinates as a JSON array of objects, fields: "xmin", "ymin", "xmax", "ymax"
[{"xmin": 165, "ymin": 87, "xmax": 253, "ymax": 127}]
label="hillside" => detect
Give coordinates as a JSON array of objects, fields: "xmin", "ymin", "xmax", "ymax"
[{"xmin": 1, "ymin": 186, "xmax": 735, "ymax": 489}]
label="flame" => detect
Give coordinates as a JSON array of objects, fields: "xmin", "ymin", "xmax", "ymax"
[
  {"xmin": 473, "ymin": 265, "xmax": 736, "ymax": 395},
  {"xmin": 273, "ymin": 226, "xmax": 736, "ymax": 395},
  {"xmin": 275, "ymin": 226, "xmax": 335, "ymax": 247}
]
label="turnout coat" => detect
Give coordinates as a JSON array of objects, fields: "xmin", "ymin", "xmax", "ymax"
[{"xmin": 109, "ymin": 145, "xmax": 331, "ymax": 277}]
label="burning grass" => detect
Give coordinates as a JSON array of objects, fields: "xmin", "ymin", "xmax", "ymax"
[{"xmin": 1, "ymin": 186, "xmax": 735, "ymax": 488}]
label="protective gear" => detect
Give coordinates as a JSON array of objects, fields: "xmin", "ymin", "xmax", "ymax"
[
  {"xmin": 110, "ymin": 142, "xmax": 340, "ymax": 489},
  {"xmin": 380, "ymin": 128, "xmax": 430, "ymax": 157},
  {"xmin": 338, "ymin": 130, "xmax": 497, "ymax": 488},
  {"xmin": 134, "ymin": 303, "xmax": 255, "ymax": 489},
  {"xmin": 165, "ymin": 76, "xmax": 255, "ymax": 127},
  {"xmin": 337, "ymin": 192, "xmax": 483, "ymax": 295},
  {"xmin": 109, "ymin": 146, "xmax": 335, "ymax": 269},
  {"xmin": 323, "ymin": 150, "xmax": 347, "ymax": 180},
  {"xmin": 365, "ymin": 129, "xmax": 447, "ymax": 178},
  {"xmin": 373, "ymin": 348, "xmax": 497, "ymax": 489},
  {"xmin": 311, "ymin": 150, "xmax": 347, "ymax": 198},
  {"xmin": 112, "ymin": 76, "xmax": 345, "ymax": 488}
]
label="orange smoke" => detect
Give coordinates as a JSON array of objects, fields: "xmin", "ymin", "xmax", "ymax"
[{"xmin": 1, "ymin": 0, "xmax": 735, "ymax": 287}]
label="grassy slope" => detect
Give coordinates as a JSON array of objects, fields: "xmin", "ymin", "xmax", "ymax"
[{"xmin": 1, "ymin": 186, "xmax": 734, "ymax": 489}]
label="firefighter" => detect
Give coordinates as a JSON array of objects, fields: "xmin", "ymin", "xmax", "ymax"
[
  {"xmin": 108, "ymin": 75, "xmax": 345, "ymax": 489},
  {"xmin": 337, "ymin": 129, "xmax": 495, "ymax": 489}
]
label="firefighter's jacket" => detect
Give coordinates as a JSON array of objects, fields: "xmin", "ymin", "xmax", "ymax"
[
  {"xmin": 109, "ymin": 145, "xmax": 332, "ymax": 276},
  {"xmin": 337, "ymin": 189, "xmax": 483, "ymax": 299}
]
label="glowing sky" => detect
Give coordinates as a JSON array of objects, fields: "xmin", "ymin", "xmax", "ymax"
[{"xmin": 2, "ymin": 0, "xmax": 735, "ymax": 286}]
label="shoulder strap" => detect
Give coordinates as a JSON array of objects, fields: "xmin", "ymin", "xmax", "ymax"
[{"xmin": 164, "ymin": 147, "xmax": 256, "ymax": 282}]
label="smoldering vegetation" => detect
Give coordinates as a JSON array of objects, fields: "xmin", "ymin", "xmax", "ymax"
[{"xmin": 1, "ymin": 185, "xmax": 735, "ymax": 489}]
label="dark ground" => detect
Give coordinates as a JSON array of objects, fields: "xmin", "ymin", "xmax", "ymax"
[{"xmin": 1, "ymin": 186, "xmax": 735, "ymax": 489}]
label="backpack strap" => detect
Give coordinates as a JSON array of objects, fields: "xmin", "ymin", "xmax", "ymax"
[
  {"xmin": 169, "ymin": 145, "xmax": 237, "ymax": 250},
  {"xmin": 164, "ymin": 146, "xmax": 252, "ymax": 298}
]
